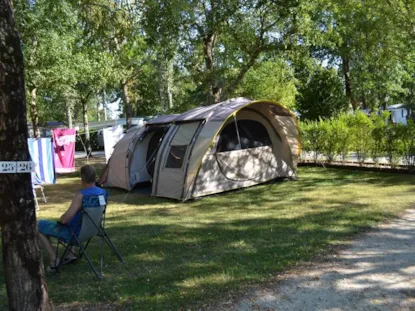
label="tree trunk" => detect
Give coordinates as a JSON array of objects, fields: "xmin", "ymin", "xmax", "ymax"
[
  {"xmin": 224, "ymin": 47, "xmax": 262, "ymax": 99},
  {"xmin": 29, "ymin": 87, "xmax": 40, "ymax": 138},
  {"xmin": 97, "ymin": 101, "xmax": 100, "ymax": 122},
  {"xmin": 67, "ymin": 103, "xmax": 73, "ymax": 128},
  {"xmin": 82, "ymin": 99, "xmax": 92, "ymax": 156},
  {"xmin": 166, "ymin": 58, "xmax": 174, "ymax": 110},
  {"xmin": 157, "ymin": 55, "xmax": 174, "ymax": 111},
  {"xmin": 0, "ymin": 1, "xmax": 52, "ymax": 310},
  {"xmin": 203, "ymin": 33, "xmax": 221, "ymax": 105},
  {"xmin": 121, "ymin": 80, "xmax": 132, "ymax": 129},
  {"xmin": 102, "ymin": 91, "xmax": 107, "ymax": 121},
  {"xmin": 341, "ymin": 55, "xmax": 358, "ymax": 110}
]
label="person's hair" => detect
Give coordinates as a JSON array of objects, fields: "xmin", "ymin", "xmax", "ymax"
[{"xmin": 80, "ymin": 165, "xmax": 96, "ymax": 184}]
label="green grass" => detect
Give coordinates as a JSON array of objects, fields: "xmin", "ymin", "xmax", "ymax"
[{"xmin": 1, "ymin": 164, "xmax": 414, "ymax": 310}]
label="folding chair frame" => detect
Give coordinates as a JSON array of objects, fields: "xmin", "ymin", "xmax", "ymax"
[
  {"xmin": 33, "ymin": 184, "xmax": 47, "ymax": 210},
  {"xmin": 53, "ymin": 205, "xmax": 124, "ymax": 280}
]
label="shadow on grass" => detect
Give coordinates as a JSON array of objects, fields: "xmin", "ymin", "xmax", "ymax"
[
  {"xmin": 43, "ymin": 204, "xmax": 410, "ymax": 310},
  {"xmin": 0, "ymin": 167, "xmax": 414, "ymax": 310}
]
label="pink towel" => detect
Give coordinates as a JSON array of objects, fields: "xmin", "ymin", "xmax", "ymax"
[{"xmin": 53, "ymin": 128, "xmax": 76, "ymax": 173}]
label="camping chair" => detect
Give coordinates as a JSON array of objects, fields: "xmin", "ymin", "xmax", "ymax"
[
  {"xmin": 54, "ymin": 194, "xmax": 124, "ymax": 279},
  {"xmin": 33, "ymin": 184, "xmax": 47, "ymax": 210}
]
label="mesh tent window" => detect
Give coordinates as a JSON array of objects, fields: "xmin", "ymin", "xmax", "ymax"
[
  {"xmin": 165, "ymin": 122, "xmax": 200, "ymax": 169},
  {"xmin": 217, "ymin": 119, "xmax": 271, "ymax": 153},
  {"xmin": 166, "ymin": 145, "xmax": 187, "ymax": 168}
]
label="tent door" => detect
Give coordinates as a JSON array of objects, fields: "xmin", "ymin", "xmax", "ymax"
[{"xmin": 153, "ymin": 122, "xmax": 202, "ymax": 199}]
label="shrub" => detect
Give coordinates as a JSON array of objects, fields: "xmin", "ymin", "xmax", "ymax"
[
  {"xmin": 299, "ymin": 111, "xmax": 412, "ymax": 169},
  {"xmin": 349, "ymin": 111, "xmax": 373, "ymax": 165},
  {"xmin": 370, "ymin": 112, "xmax": 388, "ymax": 166},
  {"xmin": 300, "ymin": 120, "xmax": 326, "ymax": 163}
]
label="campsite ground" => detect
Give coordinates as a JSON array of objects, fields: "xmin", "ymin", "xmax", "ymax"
[{"xmin": 0, "ymin": 158, "xmax": 414, "ymax": 310}]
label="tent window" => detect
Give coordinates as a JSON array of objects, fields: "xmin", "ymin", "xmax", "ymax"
[
  {"xmin": 166, "ymin": 145, "xmax": 187, "ymax": 169},
  {"xmin": 217, "ymin": 120, "xmax": 271, "ymax": 153}
]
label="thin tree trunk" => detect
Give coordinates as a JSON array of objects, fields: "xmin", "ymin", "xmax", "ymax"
[
  {"xmin": 97, "ymin": 101, "xmax": 100, "ymax": 122},
  {"xmin": 224, "ymin": 47, "xmax": 262, "ymax": 99},
  {"xmin": 67, "ymin": 103, "xmax": 73, "ymax": 128},
  {"xmin": 157, "ymin": 56, "xmax": 167, "ymax": 111},
  {"xmin": 167, "ymin": 58, "xmax": 174, "ymax": 110},
  {"xmin": 342, "ymin": 55, "xmax": 358, "ymax": 110},
  {"xmin": 0, "ymin": 1, "xmax": 52, "ymax": 310},
  {"xmin": 157, "ymin": 55, "xmax": 174, "ymax": 111},
  {"xmin": 121, "ymin": 80, "xmax": 132, "ymax": 129},
  {"xmin": 29, "ymin": 87, "xmax": 40, "ymax": 138},
  {"xmin": 203, "ymin": 32, "xmax": 221, "ymax": 105},
  {"xmin": 102, "ymin": 91, "xmax": 107, "ymax": 121},
  {"xmin": 82, "ymin": 98, "xmax": 92, "ymax": 157}
]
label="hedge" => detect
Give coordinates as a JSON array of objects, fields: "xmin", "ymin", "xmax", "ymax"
[{"xmin": 300, "ymin": 111, "xmax": 415, "ymax": 168}]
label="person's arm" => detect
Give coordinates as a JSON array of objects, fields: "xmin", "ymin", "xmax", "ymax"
[{"xmin": 59, "ymin": 192, "xmax": 83, "ymax": 224}]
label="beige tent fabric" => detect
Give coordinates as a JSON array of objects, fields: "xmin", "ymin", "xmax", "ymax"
[
  {"xmin": 170, "ymin": 122, "xmax": 200, "ymax": 146},
  {"xmin": 189, "ymin": 104, "xmax": 295, "ymax": 198},
  {"xmin": 104, "ymin": 126, "xmax": 145, "ymax": 189},
  {"xmin": 275, "ymin": 115, "xmax": 299, "ymax": 167},
  {"xmin": 182, "ymin": 101, "xmax": 297, "ymax": 200},
  {"xmin": 153, "ymin": 122, "xmax": 201, "ymax": 199},
  {"xmin": 192, "ymin": 146, "xmax": 292, "ymax": 198}
]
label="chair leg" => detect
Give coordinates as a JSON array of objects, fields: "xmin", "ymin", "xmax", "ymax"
[
  {"xmin": 100, "ymin": 230, "xmax": 125, "ymax": 263},
  {"xmin": 40, "ymin": 186, "xmax": 47, "ymax": 203},
  {"xmin": 100, "ymin": 237, "xmax": 104, "ymax": 277},
  {"xmin": 56, "ymin": 241, "xmax": 71, "ymax": 272},
  {"xmin": 78, "ymin": 238, "xmax": 92, "ymax": 259},
  {"xmin": 78, "ymin": 241, "xmax": 102, "ymax": 280},
  {"xmin": 33, "ymin": 189, "xmax": 39, "ymax": 211}
]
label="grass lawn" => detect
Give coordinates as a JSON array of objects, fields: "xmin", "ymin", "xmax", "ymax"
[{"xmin": 0, "ymin": 161, "xmax": 414, "ymax": 310}]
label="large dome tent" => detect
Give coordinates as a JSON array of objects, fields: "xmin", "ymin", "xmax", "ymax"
[{"xmin": 101, "ymin": 98, "xmax": 300, "ymax": 201}]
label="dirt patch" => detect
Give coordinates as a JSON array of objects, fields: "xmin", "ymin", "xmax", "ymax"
[{"xmin": 213, "ymin": 209, "xmax": 415, "ymax": 311}]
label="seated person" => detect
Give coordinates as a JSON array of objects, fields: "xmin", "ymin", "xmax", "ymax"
[{"xmin": 38, "ymin": 164, "xmax": 106, "ymax": 272}]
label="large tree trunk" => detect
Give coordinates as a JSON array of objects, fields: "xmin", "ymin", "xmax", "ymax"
[
  {"xmin": 29, "ymin": 87, "xmax": 40, "ymax": 138},
  {"xmin": 0, "ymin": 1, "xmax": 52, "ymax": 310},
  {"xmin": 82, "ymin": 98, "xmax": 92, "ymax": 156},
  {"xmin": 203, "ymin": 33, "xmax": 221, "ymax": 105},
  {"xmin": 121, "ymin": 80, "xmax": 132, "ymax": 129},
  {"xmin": 341, "ymin": 55, "xmax": 358, "ymax": 111}
]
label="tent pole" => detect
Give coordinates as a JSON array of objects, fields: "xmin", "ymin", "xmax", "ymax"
[{"xmin": 233, "ymin": 114, "xmax": 242, "ymax": 149}]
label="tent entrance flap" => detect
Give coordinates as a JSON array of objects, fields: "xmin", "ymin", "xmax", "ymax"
[
  {"xmin": 145, "ymin": 127, "xmax": 169, "ymax": 178},
  {"xmin": 153, "ymin": 121, "xmax": 201, "ymax": 199},
  {"xmin": 129, "ymin": 125, "xmax": 170, "ymax": 189}
]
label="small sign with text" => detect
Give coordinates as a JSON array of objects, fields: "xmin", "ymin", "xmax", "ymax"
[{"xmin": 0, "ymin": 162, "xmax": 35, "ymax": 173}]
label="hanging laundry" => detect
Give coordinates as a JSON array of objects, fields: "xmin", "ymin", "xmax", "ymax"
[
  {"xmin": 53, "ymin": 128, "xmax": 76, "ymax": 173},
  {"xmin": 28, "ymin": 138, "xmax": 56, "ymax": 184}
]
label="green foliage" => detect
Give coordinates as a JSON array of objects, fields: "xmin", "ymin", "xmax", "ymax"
[
  {"xmin": 296, "ymin": 67, "xmax": 349, "ymax": 120},
  {"xmin": 369, "ymin": 112, "xmax": 389, "ymax": 165},
  {"xmin": 348, "ymin": 111, "xmax": 373, "ymax": 165},
  {"xmin": 236, "ymin": 60, "xmax": 297, "ymax": 108},
  {"xmin": 13, "ymin": 0, "xmax": 415, "ymax": 131},
  {"xmin": 301, "ymin": 112, "xmax": 415, "ymax": 168},
  {"xmin": 299, "ymin": 120, "xmax": 326, "ymax": 162}
]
